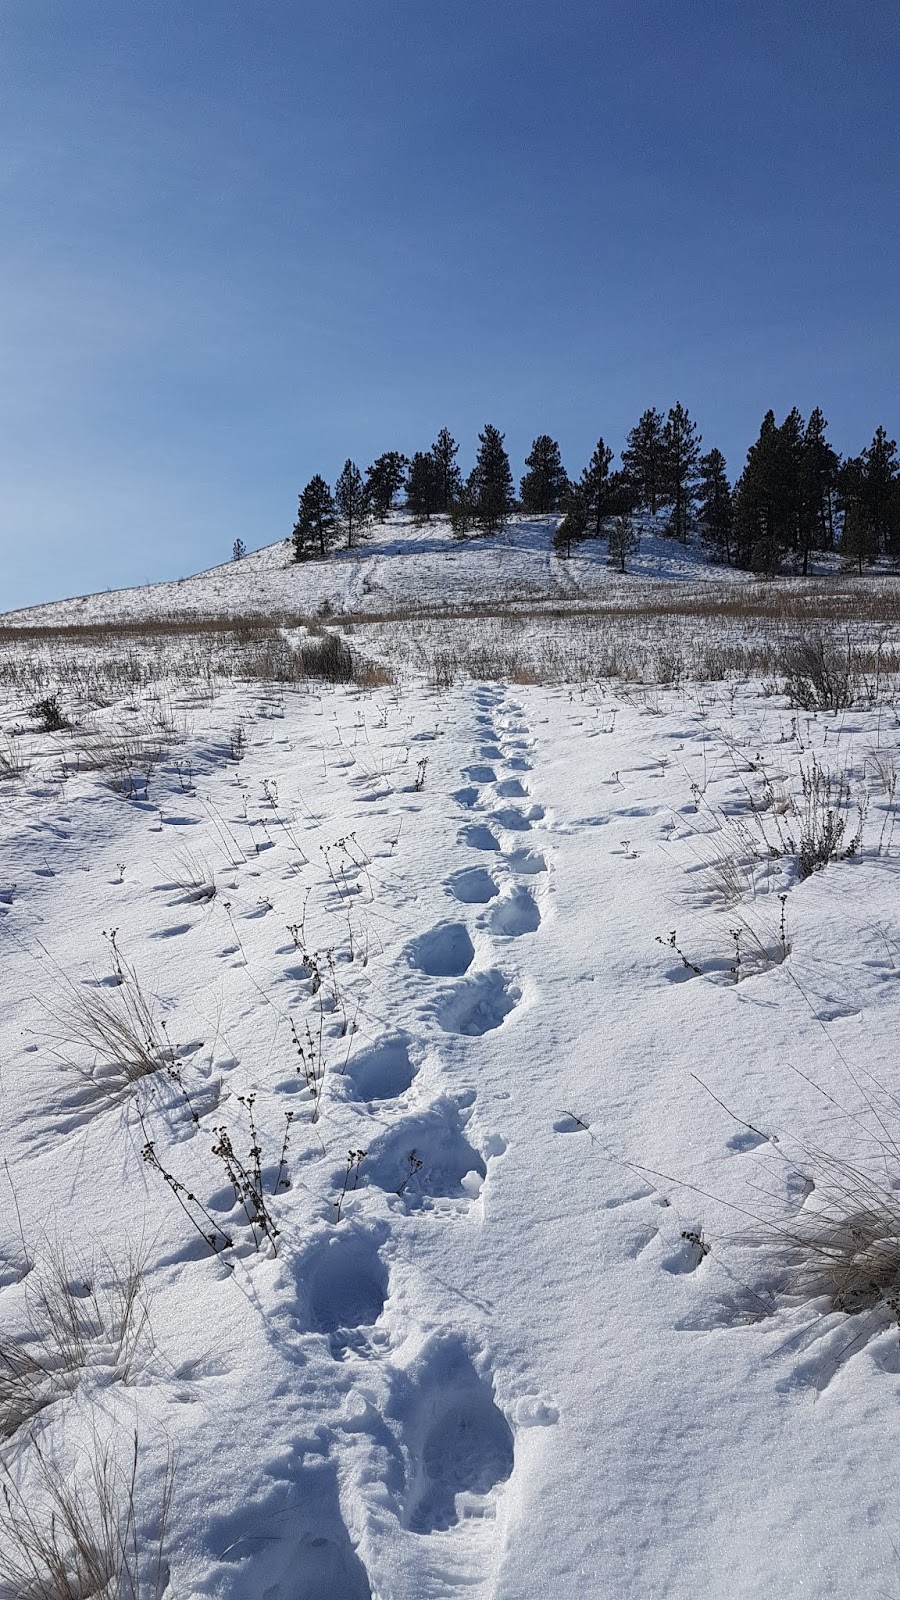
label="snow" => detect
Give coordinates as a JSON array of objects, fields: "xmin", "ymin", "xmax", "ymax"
[
  {"xmin": 2, "ymin": 535, "xmax": 900, "ymax": 1597},
  {"xmin": 0, "ymin": 513, "xmax": 743, "ymax": 628}
]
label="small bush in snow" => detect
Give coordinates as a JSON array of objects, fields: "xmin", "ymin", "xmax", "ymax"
[
  {"xmin": 30, "ymin": 693, "xmax": 69, "ymax": 732},
  {"xmin": 300, "ymin": 631, "xmax": 353, "ymax": 683},
  {"xmin": 784, "ymin": 634, "xmax": 856, "ymax": 712}
]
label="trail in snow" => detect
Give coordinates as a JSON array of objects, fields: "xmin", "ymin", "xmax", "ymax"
[{"xmin": 1, "ymin": 670, "xmax": 900, "ymax": 1596}]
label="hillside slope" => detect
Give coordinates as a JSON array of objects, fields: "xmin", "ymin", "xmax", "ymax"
[{"xmin": 1, "ymin": 515, "xmax": 739, "ymax": 627}]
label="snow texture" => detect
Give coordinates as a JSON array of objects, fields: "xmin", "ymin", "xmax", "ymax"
[{"xmin": 2, "ymin": 532, "xmax": 900, "ymax": 1597}]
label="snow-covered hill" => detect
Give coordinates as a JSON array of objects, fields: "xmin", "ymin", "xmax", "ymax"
[{"xmin": 1, "ymin": 514, "xmax": 740, "ymax": 627}]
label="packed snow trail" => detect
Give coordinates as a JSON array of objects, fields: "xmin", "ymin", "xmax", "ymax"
[{"xmin": 1, "ymin": 675, "xmax": 899, "ymax": 1596}]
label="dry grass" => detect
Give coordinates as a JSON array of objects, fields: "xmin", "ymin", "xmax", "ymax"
[
  {"xmin": 52, "ymin": 944, "xmax": 175, "ymax": 1105},
  {"xmin": 754, "ymin": 1151, "xmax": 900, "ymax": 1317},
  {"xmin": 0, "ymin": 738, "xmax": 28, "ymax": 781},
  {"xmin": 0, "ymin": 1244, "xmax": 150, "ymax": 1443},
  {"xmin": 0, "ymin": 1430, "xmax": 174, "ymax": 1600}
]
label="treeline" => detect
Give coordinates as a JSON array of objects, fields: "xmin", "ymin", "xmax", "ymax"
[{"xmin": 290, "ymin": 407, "xmax": 900, "ymax": 573}]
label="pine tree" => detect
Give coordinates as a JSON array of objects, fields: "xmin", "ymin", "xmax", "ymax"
[
  {"xmin": 697, "ymin": 449, "xmax": 733, "ymax": 563},
  {"xmin": 661, "ymin": 402, "xmax": 701, "ymax": 541},
  {"xmin": 334, "ymin": 459, "xmax": 370, "ymax": 549},
  {"xmin": 232, "ymin": 539, "xmax": 246, "ymax": 561},
  {"xmin": 470, "ymin": 424, "xmax": 515, "ymax": 535},
  {"xmin": 837, "ymin": 457, "xmax": 875, "ymax": 573},
  {"xmin": 431, "ymin": 429, "xmax": 462, "ymax": 513},
  {"xmin": 608, "ymin": 514, "xmax": 638, "ymax": 573},
  {"xmin": 293, "ymin": 476, "xmax": 337, "ymax": 560},
  {"xmin": 578, "ymin": 439, "xmax": 614, "ymax": 538},
  {"xmin": 365, "ymin": 452, "xmax": 409, "ymax": 521},
  {"xmin": 622, "ymin": 408, "xmax": 666, "ymax": 514},
  {"xmin": 405, "ymin": 451, "xmax": 441, "ymax": 524},
  {"xmin": 778, "ymin": 407, "xmax": 806, "ymax": 560},
  {"xmin": 520, "ymin": 435, "xmax": 568, "ymax": 514},
  {"xmin": 732, "ymin": 411, "xmax": 786, "ymax": 573},
  {"xmin": 552, "ymin": 483, "xmax": 590, "ymax": 558},
  {"xmin": 800, "ymin": 408, "xmax": 839, "ymax": 567},
  {"xmin": 860, "ymin": 426, "xmax": 900, "ymax": 557},
  {"xmin": 449, "ymin": 478, "xmax": 478, "ymax": 539}
]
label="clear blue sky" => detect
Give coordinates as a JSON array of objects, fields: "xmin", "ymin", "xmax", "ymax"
[{"xmin": 1, "ymin": 0, "xmax": 897, "ymax": 609}]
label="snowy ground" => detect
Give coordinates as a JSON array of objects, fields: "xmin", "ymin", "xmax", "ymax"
[
  {"xmin": 1, "ymin": 514, "xmax": 743, "ymax": 627},
  {"xmin": 2, "ymin": 639, "xmax": 900, "ymax": 1596}
]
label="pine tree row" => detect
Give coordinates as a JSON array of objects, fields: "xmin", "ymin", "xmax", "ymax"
[{"xmin": 290, "ymin": 407, "xmax": 900, "ymax": 572}]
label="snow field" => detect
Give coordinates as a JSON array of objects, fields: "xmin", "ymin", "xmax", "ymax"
[{"xmin": 1, "ymin": 661, "xmax": 900, "ymax": 1596}]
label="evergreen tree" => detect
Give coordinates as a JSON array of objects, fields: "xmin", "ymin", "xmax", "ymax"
[
  {"xmin": 732, "ymin": 411, "xmax": 786, "ymax": 573},
  {"xmin": 552, "ymin": 483, "xmax": 590, "ymax": 558},
  {"xmin": 622, "ymin": 408, "xmax": 666, "ymax": 514},
  {"xmin": 405, "ymin": 451, "xmax": 441, "ymax": 524},
  {"xmin": 837, "ymin": 457, "xmax": 875, "ymax": 573},
  {"xmin": 578, "ymin": 439, "xmax": 614, "ymax": 538},
  {"xmin": 365, "ymin": 451, "xmax": 409, "ymax": 521},
  {"xmin": 661, "ymin": 402, "xmax": 701, "ymax": 541},
  {"xmin": 606, "ymin": 469, "xmax": 638, "ymax": 517},
  {"xmin": 860, "ymin": 426, "xmax": 900, "ymax": 557},
  {"xmin": 520, "ymin": 435, "xmax": 568, "ymax": 514},
  {"xmin": 293, "ymin": 476, "xmax": 337, "ymax": 560},
  {"xmin": 449, "ymin": 478, "xmax": 478, "ymax": 539},
  {"xmin": 778, "ymin": 406, "xmax": 806, "ymax": 560},
  {"xmin": 431, "ymin": 428, "xmax": 462, "ymax": 513},
  {"xmin": 470, "ymin": 424, "xmax": 515, "ymax": 535},
  {"xmin": 697, "ymin": 448, "xmax": 733, "ymax": 563},
  {"xmin": 800, "ymin": 408, "xmax": 839, "ymax": 567},
  {"xmin": 232, "ymin": 539, "xmax": 246, "ymax": 561},
  {"xmin": 608, "ymin": 514, "xmax": 638, "ymax": 573},
  {"xmin": 334, "ymin": 459, "xmax": 370, "ymax": 549}
]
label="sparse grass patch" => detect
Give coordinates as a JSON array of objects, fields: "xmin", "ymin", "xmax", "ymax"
[
  {"xmin": 0, "ymin": 1244, "xmax": 150, "ymax": 1443},
  {"xmin": 0, "ymin": 1430, "xmax": 174, "ymax": 1600}
]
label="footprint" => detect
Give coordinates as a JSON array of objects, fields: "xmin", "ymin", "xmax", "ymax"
[
  {"xmin": 726, "ymin": 1129, "xmax": 769, "ymax": 1154},
  {"xmin": 446, "ymin": 867, "xmax": 499, "ymax": 904},
  {"xmin": 208, "ymin": 1460, "xmax": 372, "ymax": 1599},
  {"xmin": 295, "ymin": 1229, "xmax": 388, "ymax": 1342},
  {"xmin": 553, "ymin": 1114, "xmax": 590, "ymax": 1135},
  {"xmin": 459, "ymin": 824, "xmax": 502, "ymax": 853},
  {"xmin": 490, "ymin": 806, "xmax": 531, "ymax": 832},
  {"xmin": 393, "ymin": 1337, "xmax": 515, "ymax": 1533},
  {"xmin": 364, "ymin": 1099, "xmax": 486, "ymax": 1200},
  {"xmin": 479, "ymin": 744, "xmax": 503, "ymax": 760},
  {"xmin": 489, "ymin": 886, "xmax": 540, "ymax": 937},
  {"xmin": 661, "ymin": 1228, "xmax": 709, "ymax": 1274},
  {"xmin": 463, "ymin": 765, "xmax": 497, "ymax": 784},
  {"xmin": 343, "ymin": 1036, "xmax": 417, "ymax": 1100},
  {"xmin": 436, "ymin": 970, "xmax": 519, "ymax": 1036},
  {"xmin": 406, "ymin": 923, "xmax": 475, "ymax": 977},
  {"xmin": 494, "ymin": 777, "xmax": 529, "ymax": 799},
  {"xmin": 452, "ymin": 787, "xmax": 481, "ymax": 809},
  {"xmin": 150, "ymin": 923, "xmax": 193, "ymax": 939},
  {"xmin": 505, "ymin": 849, "xmax": 546, "ymax": 875}
]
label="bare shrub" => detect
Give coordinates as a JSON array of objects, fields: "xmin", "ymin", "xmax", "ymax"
[
  {"xmin": 792, "ymin": 757, "xmax": 866, "ymax": 880},
  {"xmin": 299, "ymin": 631, "xmax": 354, "ymax": 683},
  {"xmin": 0, "ymin": 1431, "xmax": 174, "ymax": 1600},
  {"xmin": 784, "ymin": 633, "xmax": 855, "ymax": 711},
  {"xmin": 30, "ymin": 694, "xmax": 69, "ymax": 732}
]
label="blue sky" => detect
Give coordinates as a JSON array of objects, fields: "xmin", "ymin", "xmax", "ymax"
[{"xmin": 1, "ymin": 0, "xmax": 897, "ymax": 608}]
